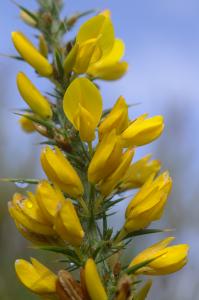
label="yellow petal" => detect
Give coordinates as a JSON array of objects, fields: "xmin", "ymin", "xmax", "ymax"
[
  {"xmin": 12, "ymin": 32, "xmax": 53, "ymax": 76},
  {"xmin": 40, "ymin": 146, "xmax": 84, "ymax": 198},
  {"xmin": 130, "ymin": 238, "xmax": 189, "ymax": 276},
  {"xmin": 122, "ymin": 155, "xmax": 161, "ymax": 190},
  {"xmin": 121, "ymin": 115, "xmax": 164, "ymax": 147},
  {"xmin": 63, "ymin": 78, "xmax": 102, "ymax": 141},
  {"xmin": 88, "ymin": 130, "xmax": 122, "ymax": 183},
  {"xmin": 36, "ymin": 180, "xmax": 65, "ymax": 223},
  {"xmin": 73, "ymin": 103, "xmax": 96, "ymax": 141},
  {"xmin": 77, "ymin": 15, "xmax": 114, "ymax": 57},
  {"xmin": 73, "ymin": 38, "xmax": 101, "ymax": 74},
  {"xmin": 54, "ymin": 199, "xmax": 84, "ymax": 246},
  {"xmin": 130, "ymin": 237, "xmax": 175, "ymax": 267},
  {"xmin": 15, "ymin": 258, "xmax": 57, "ymax": 294},
  {"xmin": 8, "ymin": 193, "xmax": 54, "ymax": 236},
  {"xmin": 85, "ymin": 258, "xmax": 108, "ymax": 300},
  {"xmin": 88, "ymin": 39, "xmax": 128, "ymax": 80},
  {"xmin": 99, "ymin": 96, "xmax": 128, "ymax": 138},
  {"xmin": 100, "ymin": 148, "xmax": 134, "ymax": 196},
  {"xmin": 17, "ymin": 72, "xmax": 52, "ymax": 119}
]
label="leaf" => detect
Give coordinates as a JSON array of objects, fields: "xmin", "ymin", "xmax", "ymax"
[
  {"xmin": 126, "ymin": 252, "xmax": 166, "ymax": 275},
  {"xmin": 54, "ymin": 49, "xmax": 64, "ymax": 77},
  {"xmin": 0, "ymin": 53, "xmax": 24, "ymax": 61},
  {"xmin": 11, "ymin": 1, "xmax": 38, "ymax": 22},
  {"xmin": 125, "ymin": 228, "xmax": 173, "ymax": 239},
  {"xmin": 14, "ymin": 112, "xmax": 54, "ymax": 129},
  {"xmin": 1, "ymin": 178, "xmax": 40, "ymax": 185},
  {"xmin": 37, "ymin": 246, "xmax": 82, "ymax": 265}
]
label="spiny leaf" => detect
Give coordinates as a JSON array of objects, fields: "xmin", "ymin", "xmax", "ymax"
[
  {"xmin": 1, "ymin": 178, "xmax": 40, "ymax": 185},
  {"xmin": 11, "ymin": 1, "xmax": 38, "ymax": 22},
  {"xmin": 126, "ymin": 253, "xmax": 166, "ymax": 275},
  {"xmin": 125, "ymin": 228, "xmax": 173, "ymax": 239}
]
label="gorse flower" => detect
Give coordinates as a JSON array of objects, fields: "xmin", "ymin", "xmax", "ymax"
[
  {"xmin": 63, "ymin": 77, "xmax": 103, "ymax": 141},
  {"xmin": 124, "ymin": 172, "xmax": 172, "ymax": 234},
  {"xmin": 121, "ymin": 154, "xmax": 161, "ymax": 190},
  {"xmin": 15, "ymin": 258, "xmax": 57, "ymax": 295},
  {"xmin": 129, "ymin": 237, "xmax": 189, "ymax": 275},
  {"xmin": 40, "ymin": 146, "xmax": 84, "ymax": 197},
  {"xmin": 5, "ymin": 1, "xmax": 189, "ymax": 300}
]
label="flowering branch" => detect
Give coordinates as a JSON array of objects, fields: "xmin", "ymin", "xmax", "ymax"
[{"xmin": 4, "ymin": 0, "xmax": 189, "ymax": 299}]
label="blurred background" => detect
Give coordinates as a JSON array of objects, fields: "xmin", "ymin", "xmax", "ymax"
[{"xmin": 0, "ymin": 0, "xmax": 199, "ymax": 299}]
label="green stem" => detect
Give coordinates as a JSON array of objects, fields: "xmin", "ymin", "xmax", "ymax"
[{"xmin": 79, "ymin": 197, "xmax": 89, "ymax": 215}]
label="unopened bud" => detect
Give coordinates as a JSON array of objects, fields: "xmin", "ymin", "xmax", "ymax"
[
  {"xmin": 39, "ymin": 34, "xmax": 48, "ymax": 57},
  {"xmin": 20, "ymin": 10, "xmax": 37, "ymax": 27}
]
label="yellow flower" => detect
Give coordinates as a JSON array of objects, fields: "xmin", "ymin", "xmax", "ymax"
[
  {"xmin": 15, "ymin": 258, "xmax": 57, "ymax": 294},
  {"xmin": 124, "ymin": 172, "xmax": 172, "ymax": 233},
  {"xmin": 99, "ymin": 96, "xmax": 129, "ymax": 139},
  {"xmin": 88, "ymin": 39, "xmax": 128, "ymax": 80},
  {"xmin": 121, "ymin": 154, "xmax": 161, "ymax": 190},
  {"xmin": 88, "ymin": 130, "xmax": 123, "ymax": 184},
  {"xmin": 40, "ymin": 146, "xmax": 84, "ymax": 198},
  {"xmin": 17, "ymin": 72, "xmax": 52, "ymax": 119},
  {"xmin": 12, "ymin": 32, "xmax": 53, "ymax": 76},
  {"xmin": 54, "ymin": 199, "xmax": 84, "ymax": 246},
  {"xmin": 129, "ymin": 237, "xmax": 189, "ymax": 275},
  {"xmin": 121, "ymin": 114, "xmax": 164, "ymax": 147},
  {"xmin": 63, "ymin": 78, "xmax": 102, "ymax": 141},
  {"xmin": 100, "ymin": 148, "xmax": 134, "ymax": 196},
  {"xmin": 8, "ymin": 192, "xmax": 54, "ymax": 236},
  {"xmin": 36, "ymin": 180, "xmax": 65, "ymax": 223},
  {"xmin": 64, "ymin": 15, "xmax": 115, "ymax": 74},
  {"xmin": 84, "ymin": 258, "xmax": 108, "ymax": 300},
  {"xmin": 19, "ymin": 115, "xmax": 36, "ymax": 133}
]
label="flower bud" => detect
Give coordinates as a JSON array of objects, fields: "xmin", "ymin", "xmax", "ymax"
[
  {"xmin": 54, "ymin": 200, "xmax": 84, "ymax": 246},
  {"xmin": 20, "ymin": 10, "xmax": 37, "ymax": 27},
  {"xmin": 124, "ymin": 172, "xmax": 172, "ymax": 233},
  {"xmin": 121, "ymin": 114, "xmax": 164, "ymax": 147},
  {"xmin": 99, "ymin": 96, "xmax": 128, "ymax": 139},
  {"xmin": 17, "ymin": 72, "xmax": 52, "ymax": 119},
  {"xmin": 19, "ymin": 115, "xmax": 36, "ymax": 133},
  {"xmin": 129, "ymin": 237, "xmax": 189, "ymax": 275},
  {"xmin": 40, "ymin": 146, "xmax": 84, "ymax": 198},
  {"xmin": 15, "ymin": 258, "xmax": 57, "ymax": 295},
  {"xmin": 63, "ymin": 78, "xmax": 102, "ymax": 142},
  {"xmin": 12, "ymin": 31, "xmax": 53, "ymax": 76},
  {"xmin": 121, "ymin": 154, "xmax": 161, "ymax": 190},
  {"xmin": 84, "ymin": 258, "xmax": 108, "ymax": 300},
  {"xmin": 88, "ymin": 130, "xmax": 123, "ymax": 184}
]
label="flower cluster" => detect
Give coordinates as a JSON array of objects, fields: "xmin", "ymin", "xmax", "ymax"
[{"xmin": 6, "ymin": 1, "xmax": 189, "ymax": 299}]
